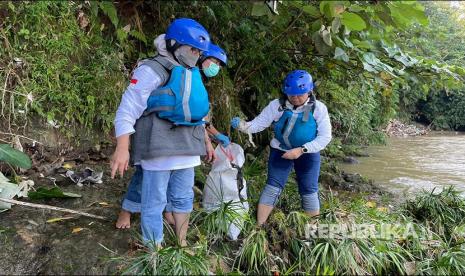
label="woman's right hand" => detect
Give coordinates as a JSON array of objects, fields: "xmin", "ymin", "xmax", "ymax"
[
  {"xmin": 110, "ymin": 148, "xmax": 129, "ymax": 179},
  {"xmin": 110, "ymin": 134, "xmax": 131, "ymax": 178}
]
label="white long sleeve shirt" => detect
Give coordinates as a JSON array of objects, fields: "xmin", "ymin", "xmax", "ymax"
[
  {"xmin": 113, "ymin": 36, "xmax": 201, "ymax": 171},
  {"xmin": 245, "ymin": 98, "xmax": 332, "ymax": 153}
]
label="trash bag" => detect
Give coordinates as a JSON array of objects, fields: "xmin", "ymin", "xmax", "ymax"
[{"xmin": 202, "ymin": 143, "xmax": 249, "ymax": 240}]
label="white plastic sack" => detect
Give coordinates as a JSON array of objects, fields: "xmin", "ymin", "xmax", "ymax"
[{"xmin": 202, "ymin": 143, "xmax": 249, "ymax": 240}]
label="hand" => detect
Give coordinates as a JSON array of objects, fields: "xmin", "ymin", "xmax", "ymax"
[
  {"xmin": 213, "ymin": 133, "xmax": 230, "ymax": 147},
  {"xmin": 204, "ymin": 138, "xmax": 217, "ymax": 163},
  {"xmin": 231, "ymin": 117, "xmax": 241, "ymax": 129},
  {"xmin": 281, "ymin": 148, "xmax": 303, "ymax": 160},
  {"xmin": 110, "ymin": 147, "xmax": 130, "ymax": 178}
]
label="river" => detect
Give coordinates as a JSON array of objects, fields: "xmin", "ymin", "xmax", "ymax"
[{"xmin": 340, "ymin": 132, "xmax": 465, "ymax": 196}]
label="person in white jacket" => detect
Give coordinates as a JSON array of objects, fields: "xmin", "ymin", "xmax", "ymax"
[
  {"xmin": 110, "ymin": 18, "xmax": 215, "ymax": 247},
  {"xmin": 231, "ymin": 70, "xmax": 332, "ymax": 225}
]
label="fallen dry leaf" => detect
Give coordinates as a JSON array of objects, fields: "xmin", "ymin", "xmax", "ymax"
[
  {"xmin": 47, "ymin": 217, "xmax": 74, "ymax": 223},
  {"xmin": 72, "ymin": 227, "xmax": 84, "ymax": 234}
]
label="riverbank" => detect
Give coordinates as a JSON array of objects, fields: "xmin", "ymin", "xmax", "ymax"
[{"xmin": 0, "ymin": 141, "xmax": 391, "ymax": 274}]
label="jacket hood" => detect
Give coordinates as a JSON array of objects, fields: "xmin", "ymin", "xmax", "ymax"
[{"xmin": 153, "ymin": 34, "xmax": 179, "ymax": 65}]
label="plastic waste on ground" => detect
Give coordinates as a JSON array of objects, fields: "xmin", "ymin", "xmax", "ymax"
[
  {"xmin": 202, "ymin": 143, "xmax": 249, "ymax": 240},
  {"xmin": 65, "ymin": 167, "xmax": 103, "ymax": 186}
]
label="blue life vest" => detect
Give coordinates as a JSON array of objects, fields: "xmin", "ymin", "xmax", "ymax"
[
  {"xmin": 273, "ymin": 98, "xmax": 317, "ymax": 150},
  {"xmin": 144, "ymin": 61, "xmax": 210, "ymax": 126}
]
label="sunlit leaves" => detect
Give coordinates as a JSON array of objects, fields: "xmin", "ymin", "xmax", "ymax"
[
  {"xmin": 389, "ymin": 2, "xmax": 428, "ymax": 27},
  {"xmin": 341, "ymin": 12, "xmax": 366, "ymax": 31}
]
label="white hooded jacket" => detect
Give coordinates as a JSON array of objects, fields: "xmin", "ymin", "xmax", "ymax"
[{"xmin": 114, "ymin": 34, "xmax": 201, "ymax": 170}]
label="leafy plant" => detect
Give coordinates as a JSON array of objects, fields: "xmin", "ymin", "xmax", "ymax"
[
  {"xmin": 403, "ymin": 186, "xmax": 465, "ymax": 238},
  {"xmin": 0, "ymin": 144, "xmax": 31, "ymax": 169},
  {"xmin": 122, "ymin": 243, "xmax": 209, "ymax": 275},
  {"xmin": 234, "ymin": 228, "xmax": 271, "ymax": 274},
  {"xmin": 192, "ymin": 200, "xmax": 250, "ymax": 243},
  {"xmin": 28, "ymin": 187, "xmax": 81, "ymax": 200}
]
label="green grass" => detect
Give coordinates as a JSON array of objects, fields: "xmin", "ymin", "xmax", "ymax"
[
  {"xmin": 403, "ymin": 186, "xmax": 465, "ymax": 238},
  {"xmin": 234, "ymin": 228, "xmax": 271, "ymax": 274},
  {"xmin": 115, "ymin": 184, "xmax": 465, "ymax": 275},
  {"xmin": 192, "ymin": 200, "xmax": 250, "ymax": 244}
]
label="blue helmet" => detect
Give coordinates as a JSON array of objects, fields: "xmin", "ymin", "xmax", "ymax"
[
  {"xmin": 165, "ymin": 18, "xmax": 211, "ymax": 51},
  {"xmin": 282, "ymin": 70, "xmax": 314, "ymax": 95},
  {"xmin": 202, "ymin": 43, "xmax": 227, "ymax": 66}
]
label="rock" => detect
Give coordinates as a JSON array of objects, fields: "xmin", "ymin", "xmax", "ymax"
[{"xmin": 342, "ymin": 156, "xmax": 359, "ymax": 164}]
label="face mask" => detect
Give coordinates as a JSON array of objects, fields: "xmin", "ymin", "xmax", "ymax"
[
  {"xmin": 203, "ymin": 62, "xmax": 220, "ymax": 78},
  {"xmin": 174, "ymin": 46, "xmax": 199, "ymax": 68}
]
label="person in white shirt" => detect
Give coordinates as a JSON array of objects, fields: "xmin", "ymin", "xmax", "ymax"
[
  {"xmin": 110, "ymin": 18, "xmax": 215, "ymax": 247},
  {"xmin": 231, "ymin": 70, "xmax": 332, "ymax": 225}
]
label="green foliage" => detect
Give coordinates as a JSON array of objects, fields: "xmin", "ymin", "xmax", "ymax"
[
  {"xmin": 192, "ymin": 200, "xmax": 249, "ymax": 243},
  {"xmin": 3, "ymin": 0, "xmax": 465, "ymax": 144},
  {"xmin": 403, "ymin": 186, "xmax": 465, "ymax": 238},
  {"xmin": 1, "ymin": 1, "xmax": 125, "ymax": 133},
  {"xmin": 123, "ymin": 244, "xmax": 210, "ymax": 275},
  {"xmin": 27, "ymin": 187, "xmax": 81, "ymax": 200},
  {"xmin": 234, "ymin": 228, "xmax": 271, "ymax": 274},
  {"xmin": 418, "ymin": 90, "xmax": 465, "ymax": 130},
  {"xmin": 0, "ymin": 144, "xmax": 31, "ymax": 169}
]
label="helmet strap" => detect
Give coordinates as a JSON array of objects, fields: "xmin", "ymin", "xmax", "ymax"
[{"xmin": 166, "ymin": 39, "xmax": 182, "ymax": 63}]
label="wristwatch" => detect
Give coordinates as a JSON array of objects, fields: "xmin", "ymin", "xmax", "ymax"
[{"xmin": 301, "ymin": 146, "xmax": 308, "ymax": 153}]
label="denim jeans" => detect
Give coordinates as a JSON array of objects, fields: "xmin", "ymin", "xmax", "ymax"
[
  {"xmin": 121, "ymin": 166, "xmax": 177, "ymax": 213},
  {"xmin": 259, "ymin": 147, "xmax": 321, "ymax": 211},
  {"xmin": 140, "ymin": 168, "xmax": 195, "ymax": 244},
  {"xmin": 122, "ymin": 165, "xmax": 143, "ymax": 213}
]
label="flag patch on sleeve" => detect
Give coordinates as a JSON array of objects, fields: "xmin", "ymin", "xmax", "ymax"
[{"xmin": 130, "ymin": 79, "xmax": 138, "ymax": 85}]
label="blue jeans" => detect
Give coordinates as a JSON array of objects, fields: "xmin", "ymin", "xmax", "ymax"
[
  {"xmin": 121, "ymin": 166, "xmax": 176, "ymax": 213},
  {"xmin": 259, "ymin": 147, "xmax": 321, "ymax": 211},
  {"xmin": 141, "ymin": 168, "xmax": 195, "ymax": 244},
  {"xmin": 122, "ymin": 165, "xmax": 142, "ymax": 213}
]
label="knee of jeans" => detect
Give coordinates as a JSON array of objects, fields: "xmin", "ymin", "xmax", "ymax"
[
  {"xmin": 170, "ymin": 192, "xmax": 194, "ymax": 212},
  {"xmin": 301, "ymin": 192, "xmax": 319, "ymax": 211},
  {"xmin": 259, "ymin": 185, "xmax": 282, "ymax": 206},
  {"xmin": 142, "ymin": 198, "xmax": 167, "ymax": 215}
]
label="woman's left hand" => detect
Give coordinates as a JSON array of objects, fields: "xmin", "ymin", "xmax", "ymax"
[
  {"xmin": 204, "ymin": 137, "xmax": 217, "ymax": 163},
  {"xmin": 281, "ymin": 148, "xmax": 303, "ymax": 160}
]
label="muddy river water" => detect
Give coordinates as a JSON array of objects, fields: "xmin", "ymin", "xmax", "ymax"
[{"xmin": 340, "ymin": 132, "xmax": 465, "ymax": 196}]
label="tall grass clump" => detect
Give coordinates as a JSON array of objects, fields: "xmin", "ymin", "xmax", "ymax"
[
  {"xmin": 119, "ymin": 227, "xmax": 209, "ymax": 275},
  {"xmin": 234, "ymin": 227, "xmax": 272, "ymax": 274},
  {"xmin": 403, "ymin": 186, "xmax": 465, "ymax": 238},
  {"xmin": 192, "ymin": 200, "xmax": 249, "ymax": 244}
]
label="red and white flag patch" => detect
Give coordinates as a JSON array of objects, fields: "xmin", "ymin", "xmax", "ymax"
[{"xmin": 130, "ymin": 79, "xmax": 138, "ymax": 85}]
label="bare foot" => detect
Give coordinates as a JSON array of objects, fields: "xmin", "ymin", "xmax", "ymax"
[{"xmin": 116, "ymin": 210, "xmax": 131, "ymax": 229}]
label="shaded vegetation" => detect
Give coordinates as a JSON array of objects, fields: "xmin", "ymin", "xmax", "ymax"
[{"xmin": 1, "ymin": 1, "xmax": 464, "ymax": 146}]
